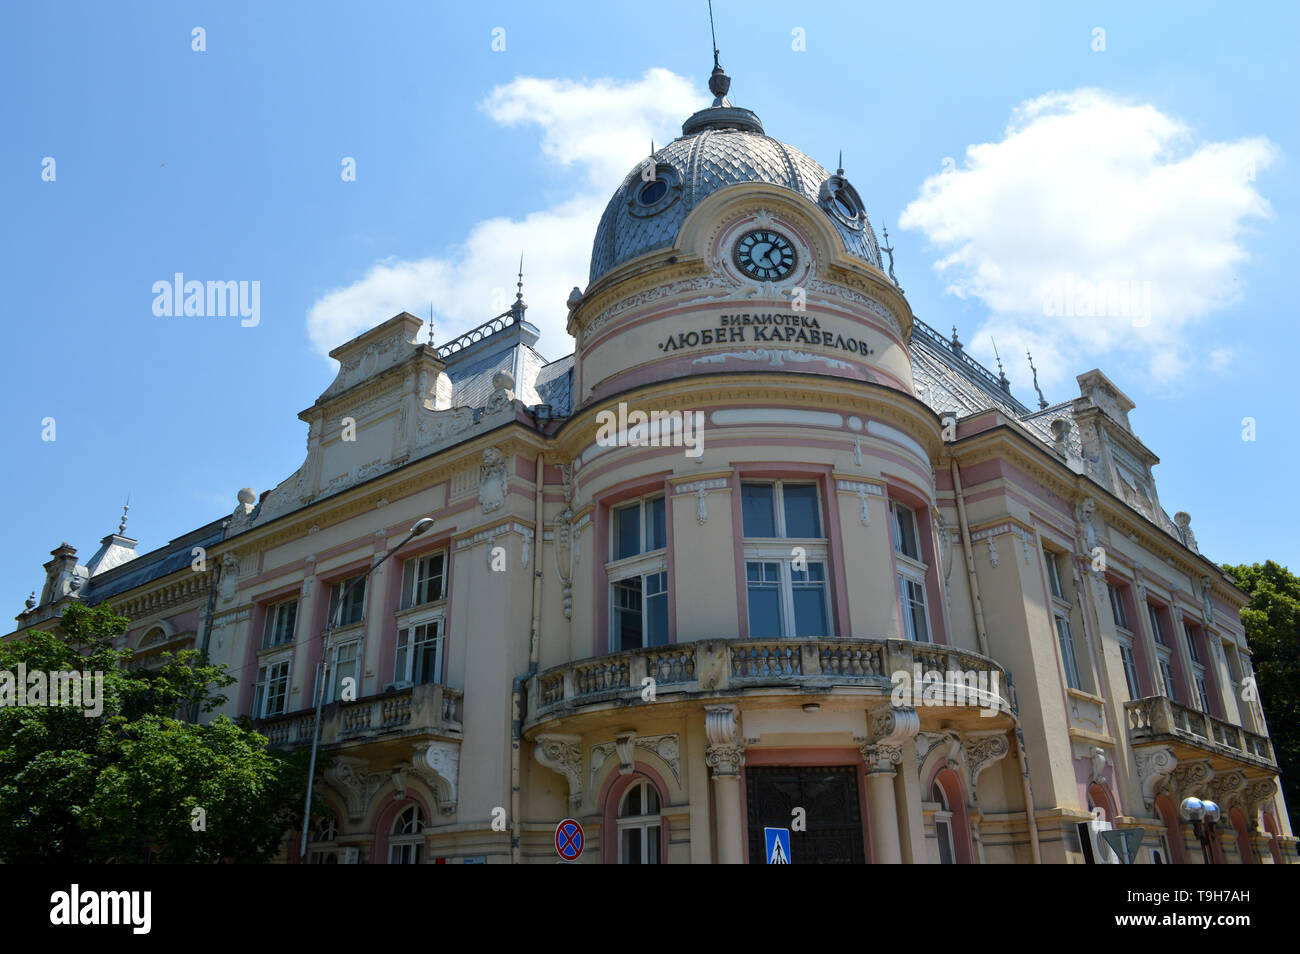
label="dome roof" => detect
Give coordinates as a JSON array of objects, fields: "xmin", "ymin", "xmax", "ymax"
[{"xmin": 588, "ymin": 95, "xmax": 882, "ymax": 284}]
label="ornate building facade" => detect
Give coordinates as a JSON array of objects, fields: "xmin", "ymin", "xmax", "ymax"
[{"xmin": 9, "ymin": 62, "xmax": 1294, "ymax": 864}]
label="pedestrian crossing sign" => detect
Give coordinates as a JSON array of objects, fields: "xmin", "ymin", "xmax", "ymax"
[{"xmin": 764, "ymin": 827, "xmax": 791, "ymax": 864}]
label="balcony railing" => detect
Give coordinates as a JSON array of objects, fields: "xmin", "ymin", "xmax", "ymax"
[
  {"xmin": 258, "ymin": 682, "xmax": 463, "ymax": 748},
  {"xmin": 529, "ymin": 637, "xmax": 1011, "ymax": 725},
  {"xmin": 1125, "ymin": 695, "xmax": 1274, "ymax": 765}
]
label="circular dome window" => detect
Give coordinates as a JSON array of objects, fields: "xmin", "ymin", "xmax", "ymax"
[
  {"xmin": 638, "ymin": 179, "xmax": 668, "ymax": 205},
  {"xmin": 626, "ymin": 163, "xmax": 681, "ymax": 218},
  {"xmin": 819, "ymin": 175, "xmax": 866, "ymax": 230}
]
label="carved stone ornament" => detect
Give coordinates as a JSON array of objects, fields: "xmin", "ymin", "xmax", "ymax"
[
  {"xmin": 704, "ymin": 706, "xmax": 744, "ymax": 778},
  {"xmin": 218, "ymin": 552, "xmax": 239, "ymax": 603},
  {"xmin": 324, "ymin": 756, "xmax": 384, "ymax": 823},
  {"xmin": 413, "ymin": 740, "xmax": 460, "ymax": 814},
  {"xmin": 534, "ymin": 733, "xmax": 583, "ymax": 807},
  {"xmin": 1244, "ymin": 778, "xmax": 1277, "ymax": 820},
  {"xmin": 589, "ymin": 733, "xmax": 683, "ymax": 790},
  {"xmin": 479, "ymin": 448, "xmax": 508, "ymax": 514},
  {"xmin": 1135, "ymin": 746, "xmax": 1178, "ymax": 810},
  {"xmin": 860, "ymin": 706, "xmax": 920, "ymax": 777},
  {"xmin": 962, "ymin": 730, "xmax": 1010, "ymax": 794}
]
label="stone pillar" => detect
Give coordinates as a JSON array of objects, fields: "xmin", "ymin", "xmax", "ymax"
[
  {"xmin": 704, "ymin": 706, "xmax": 745, "ymax": 864},
  {"xmin": 860, "ymin": 706, "xmax": 919, "ymax": 864}
]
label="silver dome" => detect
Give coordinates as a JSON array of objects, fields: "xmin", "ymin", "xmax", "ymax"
[{"xmin": 589, "ymin": 116, "xmax": 883, "ymax": 284}]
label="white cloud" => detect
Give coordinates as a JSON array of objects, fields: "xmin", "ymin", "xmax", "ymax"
[
  {"xmin": 306, "ymin": 70, "xmax": 706, "ymax": 361},
  {"xmin": 899, "ymin": 88, "xmax": 1277, "ymax": 392}
]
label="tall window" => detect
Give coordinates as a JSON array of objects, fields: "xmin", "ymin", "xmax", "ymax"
[
  {"xmin": 891, "ymin": 501, "xmax": 930, "ymax": 643},
  {"xmin": 309, "ymin": 816, "xmax": 339, "ymax": 864},
  {"xmin": 253, "ymin": 658, "xmax": 291, "ymax": 718},
  {"xmin": 890, "ymin": 501, "xmax": 921, "ymax": 561},
  {"xmin": 742, "ymin": 482, "xmax": 829, "ymax": 638},
  {"xmin": 1147, "ymin": 604, "xmax": 1167, "ymax": 646},
  {"xmin": 899, "ymin": 576, "xmax": 930, "ymax": 642},
  {"xmin": 1185, "ymin": 625, "xmax": 1201, "ymax": 664},
  {"xmin": 608, "ymin": 494, "xmax": 668, "ymax": 651},
  {"xmin": 401, "ymin": 552, "xmax": 446, "ymax": 609},
  {"xmin": 932, "ymin": 780, "xmax": 956, "ymax": 865},
  {"xmin": 1158, "ymin": 656, "xmax": 1177, "ymax": 701},
  {"xmin": 331, "ymin": 640, "xmax": 360, "ymax": 701},
  {"xmin": 1107, "ymin": 583, "xmax": 1130, "ymax": 630},
  {"xmin": 1195, "ymin": 671, "xmax": 1210, "ymax": 713},
  {"xmin": 618, "ymin": 779, "xmax": 661, "ymax": 864},
  {"xmin": 1118, "ymin": 640, "xmax": 1140, "ymax": 699},
  {"xmin": 387, "ymin": 804, "xmax": 424, "ymax": 864},
  {"xmin": 394, "ymin": 619, "xmax": 443, "ymax": 686},
  {"xmin": 329, "ymin": 574, "xmax": 367, "ymax": 627},
  {"xmin": 262, "ymin": 598, "xmax": 298, "ymax": 649},
  {"xmin": 1045, "ymin": 551, "xmax": 1065, "ymax": 600},
  {"xmin": 1056, "ymin": 615, "xmax": 1081, "ymax": 690}
]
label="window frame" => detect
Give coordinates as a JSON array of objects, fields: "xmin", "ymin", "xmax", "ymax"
[
  {"xmin": 328, "ymin": 573, "xmax": 368, "ymax": 629},
  {"xmin": 1107, "ymin": 583, "xmax": 1130, "ymax": 631},
  {"xmin": 741, "ymin": 480, "xmax": 824, "ymax": 541},
  {"xmin": 400, "ymin": 550, "xmax": 447, "ymax": 610},
  {"xmin": 610, "ymin": 494, "xmax": 667, "ymax": 562},
  {"xmin": 1117, "ymin": 636, "xmax": 1141, "ymax": 700},
  {"xmin": 616, "ymin": 779, "xmax": 662, "ymax": 865},
  {"xmin": 741, "ymin": 480, "xmax": 832, "ymax": 639},
  {"xmin": 1045, "ymin": 550, "xmax": 1066, "ymax": 601},
  {"xmin": 931, "ymin": 780, "xmax": 956, "ymax": 865},
  {"xmin": 252, "ymin": 654, "xmax": 292, "ymax": 719},
  {"xmin": 262, "ymin": 597, "xmax": 299, "ymax": 650},
  {"xmin": 387, "ymin": 804, "xmax": 425, "ymax": 865},
  {"xmin": 330, "ymin": 638, "xmax": 362, "ymax": 702},
  {"xmin": 889, "ymin": 500, "xmax": 923, "ymax": 563},
  {"xmin": 393, "ymin": 613, "xmax": 445, "ymax": 687},
  {"xmin": 1055, "ymin": 613, "xmax": 1081, "ymax": 690}
]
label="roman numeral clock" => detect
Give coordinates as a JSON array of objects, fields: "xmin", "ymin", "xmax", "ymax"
[{"xmin": 733, "ymin": 228, "xmax": 797, "ymax": 281}]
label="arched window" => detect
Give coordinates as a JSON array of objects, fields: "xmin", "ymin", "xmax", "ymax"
[
  {"xmin": 388, "ymin": 804, "xmax": 424, "ymax": 864},
  {"xmin": 618, "ymin": 779, "xmax": 661, "ymax": 864},
  {"xmin": 308, "ymin": 815, "xmax": 339, "ymax": 864},
  {"xmin": 931, "ymin": 779, "xmax": 956, "ymax": 864}
]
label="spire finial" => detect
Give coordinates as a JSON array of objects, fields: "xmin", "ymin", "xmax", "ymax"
[
  {"xmin": 1027, "ymin": 349, "xmax": 1048, "ymax": 409},
  {"xmin": 837, "ymin": 150, "xmax": 843, "ymax": 176},
  {"xmin": 880, "ymin": 226, "xmax": 901, "ymax": 289},
  {"xmin": 510, "ymin": 253, "xmax": 527, "ymax": 321},
  {"xmin": 427, "ymin": 301, "xmax": 435, "ymax": 346},
  {"xmin": 991, "ymin": 337, "xmax": 1010, "ymax": 393},
  {"xmin": 706, "ymin": 0, "xmax": 731, "ymax": 105},
  {"xmin": 118, "ymin": 493, "xmax": 131, "ymax": 535}
]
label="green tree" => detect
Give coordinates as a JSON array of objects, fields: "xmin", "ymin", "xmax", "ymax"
[
  {"xmin": 1222, "ymin": 560, "xmax": 1299, "ymax": 833},
  {"xmin": 0, "ymin": 601, "xmax": 324, "ymax": 862}
]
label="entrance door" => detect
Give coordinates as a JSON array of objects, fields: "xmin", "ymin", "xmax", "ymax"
[{"xmin": 746, "ymin": 765, "xmax": 866, "ymax": 864}]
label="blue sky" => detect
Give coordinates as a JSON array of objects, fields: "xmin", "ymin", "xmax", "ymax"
[{"xmin": 1, "ymin": 0, "xmax": 1296, "ymax": 610}]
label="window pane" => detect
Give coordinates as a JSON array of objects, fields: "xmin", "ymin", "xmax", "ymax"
[
  {"xmin": 645, "ymin": 573, "xmax": 668, "ymax": 647},
  {"xmin": 647, "ymin": 825, "xmax": 660, "ymax": 864},
  {"xmin": 613, "ymin": 578, "xmax": 644, "ymax": 651},
  {"xmin": 893, "ymin": 504, "xmax": 920, "ymax": 560},
  {"xmin": 783, "ymin": 485, "xmax": 821, "ymax": 538},
  {"xmin": 792, "ymin": 564, "xmax": 828, "ymax": 637},
  {"xmin": 741, "ymin": 483, "xmax": 776, "ymax": 537},
  {"xmin": 936, "ymin": 819, "xmax": 954, "ymax": 864},
  {"xmin": 1056, "ymin": 617, "xmax": 1079, "ymax": 689},
  {"xmin": 1046, "ymin": 554, "xmax": 1063, "ymax": 598},
  {"xmin": 624, "ymin": 828, "xmax": 642, "ymax": 864},
  {"xmin": 647, "ymin": 496, "xmax": 666, "ymax": 551},
  {"xmin": 615, "ymin": 504, "xmax": 641, "ymax": 560},
  {"xmin": 415, "ymin": 554, "xmax": 444, "ymax": 605},
  {"xmin": 746, "ymin": 562, "xmax": 783, "ymax": 637},
  {"xmin": 626, "ymin": 783, "xmax": 641, "ymax": 816}
]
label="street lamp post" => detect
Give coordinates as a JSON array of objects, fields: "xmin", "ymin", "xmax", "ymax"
[
  {"xmin": 298, "ymin": 516, "xmax": 435, "ymax": 859},
  {"xmin": 1180, "ymin": 796, "xmax": 1221, "ymax": 865}
]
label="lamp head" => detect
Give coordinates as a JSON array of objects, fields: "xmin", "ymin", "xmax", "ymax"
[
  {"xmin": 1180, "ymin": 796, "xmax": 1205, "ymax": 821},
  {"xmin": 410, "ymin": 517, "xmax": 435, "ymax": 537},
  {"xmin": 1202, "ymin": 800, "xmax": 1221, "ymax": 824}
]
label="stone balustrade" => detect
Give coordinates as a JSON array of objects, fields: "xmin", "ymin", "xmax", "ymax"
[
  {"xmin": 527, "ymin": 637, "xmax": 1011, "ymax": 725},
  {"xmin": 1124, "ymin": 694, "xmax": 1274, "ymax": 767},
  {"xmin": 257, "ymin": 682, "xmax": 463, "ymax": 749}
]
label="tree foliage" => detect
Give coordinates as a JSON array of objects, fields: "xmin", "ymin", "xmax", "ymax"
[
  {"xmin": 0, "ymin": 602, "xmax": 322, "ymax": 863},
  {"xmin": 1222, "ymin": 560, "xmax": 1299, "ymax": 833}
]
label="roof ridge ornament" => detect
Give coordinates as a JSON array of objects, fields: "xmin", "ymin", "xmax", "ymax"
[
  {"xmin": 511, "ymin": 253, "xmax": 526, "ymax": 322},
  {"xmin": 881, "ymin": 226, "xmax": 902, "ymax": 291},
  {"xmin": 707, "ymin": 0, "xmax": 731, "ymax": 106},
  {"xmin": 1027, "ymin": 349, "xmax": 1048, "ymax": 409},
  {"xmin": 990, "ymin": 337, "xmax": 1011, "ymax": 393}
]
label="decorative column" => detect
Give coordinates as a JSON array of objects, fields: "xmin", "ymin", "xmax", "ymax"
[
  {"xmin": 860, "ymin": 707, "xmax": 919, "ymax": 864},
  {"xmin": 704, "ymin": 706, "xmax": 745, "ymax": 864}
]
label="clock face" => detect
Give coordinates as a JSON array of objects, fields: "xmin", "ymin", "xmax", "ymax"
[{"xmin": 734, "ymin": 229, "xmax": 797, "ymax": 281}]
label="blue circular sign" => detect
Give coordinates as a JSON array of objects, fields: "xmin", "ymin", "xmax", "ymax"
[{"xmin": 555, "ymin": 818, "xmax": 584, "ymax": 861}]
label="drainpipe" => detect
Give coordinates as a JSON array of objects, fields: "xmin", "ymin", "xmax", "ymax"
[
  {"xmin": 951, "ymin": 458, "xmax": 1041, "ymax": 861},
  {"xmin": 189, "ymin": 536, "xmax": 224, "ymax": 723},
  {"xmin": 949, "ymin": 459, "xmax": 989, "ymax": 658},
  {"xmin": 510, "ymin": 452, "xmax": 546, "ymax": 863}
]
